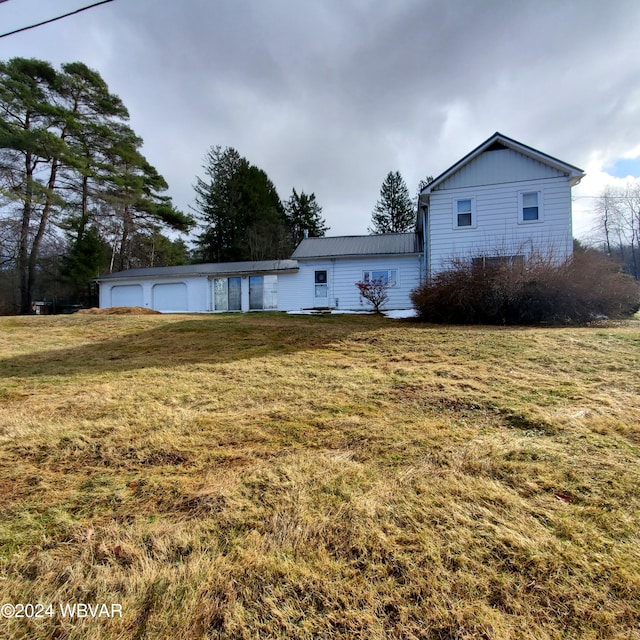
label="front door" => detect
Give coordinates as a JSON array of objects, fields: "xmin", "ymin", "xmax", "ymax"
[{"xmin": 314, "ymin": 270, "xmax": 328, "ymax": 307}]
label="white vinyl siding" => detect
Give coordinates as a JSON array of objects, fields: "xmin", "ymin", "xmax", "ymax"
[
  {"xmin": 278, "ymin": 255, "xmax": 420, "ymax": 311},
  {"xmin": 101, "ymin": 278, "xmax": 209, "ymax": 313},
  {"xmin": 437, "ymin": 148, "xmax": 565, "ymax": 190},
  {"xmin": 428, "ymin": 175, "xmax": 573, "ymax": 275}
]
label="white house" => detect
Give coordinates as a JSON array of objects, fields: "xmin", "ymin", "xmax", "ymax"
[
  {"xmin": 417, "ymin": 131, "xmax": 585, "ymax": 278},
  {"xmin": 96, "ymin": 132, "xmax": 585, "ymax": 314},
  {"xmin": 279, "ymin": 234, "xmax": 421, "ymax": 311}
]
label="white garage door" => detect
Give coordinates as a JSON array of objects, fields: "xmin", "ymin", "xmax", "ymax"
[
  {"xmin": 152, "ymin": 282, "xmax": 188, "ymax": 311},
  {"xmin": 111, "ymin": 284, "xmax": 143, "ymax": 307}
]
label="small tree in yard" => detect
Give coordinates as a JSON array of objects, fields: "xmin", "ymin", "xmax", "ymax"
[{"xmin": 356, "ymin": 277, "xmax": 389, "ymax": 313}]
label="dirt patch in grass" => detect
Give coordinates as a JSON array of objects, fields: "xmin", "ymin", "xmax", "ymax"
[{"xmin": 77, "ymin": 306, "xmax": 162, "ymax": 315}]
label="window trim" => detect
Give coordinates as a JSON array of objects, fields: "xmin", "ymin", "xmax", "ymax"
[
  {"xmin": 362, "ymin": 269, "xmax": 398, "ymax": 288},
  {"xmin": 518, "ymin": 190, "xmax": 544, "ymax": 224},
  {"xmin": 453, "ymin": 197, "xmax": 476, "ymax": 229}
]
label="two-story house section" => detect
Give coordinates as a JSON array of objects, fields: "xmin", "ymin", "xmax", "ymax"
[{"xmin": 417, "ymin": 132, "xmax": 585, "ymax": 279}]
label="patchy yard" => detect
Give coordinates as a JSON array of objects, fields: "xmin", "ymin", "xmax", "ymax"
[{"xmin": 0, "ymin": 312, "xmax": 639, "ymax": 639}]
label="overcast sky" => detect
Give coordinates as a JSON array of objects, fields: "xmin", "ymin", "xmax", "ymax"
[{"xmin": 2, "ymin": 0, "xmax": 639, "ymax": 241}]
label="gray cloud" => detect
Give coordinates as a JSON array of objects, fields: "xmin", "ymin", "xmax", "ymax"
[{"xmin": 2, "ymin": 0, "xmax": 639, "ymax": 237}]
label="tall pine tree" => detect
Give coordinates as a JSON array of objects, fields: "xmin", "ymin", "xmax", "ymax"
[
  {"xmin": 0, "ymin": 57, "xmax": 191, "ymax": 311},
  {"xmin": 193, "ymin": 146, "xmax": 290, "ymax": 262},
  {"xmin": 369, "ymin": 171, "xmax": 415, "ymax": 234},
  {"xmin": 284, "ymin": 188, "xmax": 328, "ymax": 246}
]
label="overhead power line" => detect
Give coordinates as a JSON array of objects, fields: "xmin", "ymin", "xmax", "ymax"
[{"xmin": 0, "ymin": 0, "xmax": 115, "ymax": 39}]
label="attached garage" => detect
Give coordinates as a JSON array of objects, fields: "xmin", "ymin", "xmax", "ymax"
[
  {"xmin": 97, "ymin": 260, "xmax": 299, "ymax": 313},
  {"xmin": 111, "ymin": 284, "xmax": 143, "ymax": 307},
  {"xmin": 152, "ymin": 282, "xmax": 188, "ymax": 311}
]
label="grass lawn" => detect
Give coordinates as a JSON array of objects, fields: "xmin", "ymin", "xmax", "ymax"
[{"xmin": 0, "ymin": 312, "xmax": 639, "ymax": 639}]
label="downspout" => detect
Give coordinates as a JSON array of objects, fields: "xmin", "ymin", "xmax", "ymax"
[{"xmin": 421, "ymin": 203, "xmax": 428, "ymax": 282}]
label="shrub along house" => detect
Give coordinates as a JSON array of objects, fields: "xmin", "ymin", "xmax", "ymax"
[{"xmin": 97, "ymin": 132, "xmax": 585, "ymax": 313}]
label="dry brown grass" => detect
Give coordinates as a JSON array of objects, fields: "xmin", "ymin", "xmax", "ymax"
[
  {"xmin": 0, "ymin": 312, "xmax": 639, "ymax": 639},
  {"xmin": 76, "ymin": 307, "xmax": 162, "ymax": 315}
]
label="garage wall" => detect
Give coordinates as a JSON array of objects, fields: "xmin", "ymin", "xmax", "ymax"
[{"xmin": 100, "ymin": 278, "xmax": 209, "ymax": 312}]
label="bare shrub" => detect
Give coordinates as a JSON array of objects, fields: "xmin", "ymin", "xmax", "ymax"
[
  {"xmin": 356, "ymin": 278, "xmax": 389, "ymax": 313},
  {"xmin": 411, "ymin": 248, "xmax": 640, "ymax": 325}
]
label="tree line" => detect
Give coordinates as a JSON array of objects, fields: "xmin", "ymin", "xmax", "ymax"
[
  {"xmin": 0, "ymin": 58, "xmax": 335, "ymax": 313},
  {"xmin": 0, "ymin": 56, "xmax": 428, "ymax": 314},
  {"xmin": 192, "ymin": 145, "xmax": 327, "ymax": 263},
  {"xmin": 0, "ymin": 57, "xmax": 192, "ymax": 313},
  {"xmin": 592, "ymin": 183, "xmax": 640, "ymax": 279}
]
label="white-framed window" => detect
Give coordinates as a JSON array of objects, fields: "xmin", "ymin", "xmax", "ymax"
[
  {"xmin": 519, "ymin": 190, "xmax": 543, "ymax": 223},
  {"xmin": 453, "ymin": 197, "xmax": 476, "ymax": 228},
  {"xmin": 362, "ymin": 269, "xmax": 398, "ymax": 287}
]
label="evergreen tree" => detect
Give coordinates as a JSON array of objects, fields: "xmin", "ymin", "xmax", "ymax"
[
  {"xmin": 193, "ymin": 146, "xmax": 289, "ymax": 262},
  {"xmin": 60, "ymin": 225, "xmax": 109, "ymax": 305},
  {"xmin": 129, "ymin": 229, "xmax": 190, "ymax": 268},
  {"xmin": 0, "ymin": 58, "xmax": 68, "ymax": 312},
  {"xmin": 369, "ymin": 171, "xmax": 415, "ymax": 234},
  {"xmin": 0, "ymin": 57, "xmax": 191, "ymax": 311},
  {"xmin": 415, "ymin": 175, "xmax": 435, "ymax": 212},
  {"xmin": 102, "ymin": 127, "xmax": 192, "ymax": 271},
  {"xmin": 193, "ymin": 146, "xmax": 244, "ymax": 263},
  {"xmin": 284, "ymin": 188, "xmax": 328, "ymax": 246}
]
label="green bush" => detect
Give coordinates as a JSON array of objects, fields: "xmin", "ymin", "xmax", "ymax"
[{"xmin": 410, "ymin": 248, "xmax": 640, "ymax": 325}]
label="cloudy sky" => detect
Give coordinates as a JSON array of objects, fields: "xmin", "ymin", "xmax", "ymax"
[{"xmin": 2, "ymin": 0, "xmax": 639, "ymax": 241}]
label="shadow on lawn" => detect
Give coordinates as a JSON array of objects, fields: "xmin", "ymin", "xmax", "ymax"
[{"xmin": 0, "ymin": 314, "xmax": 387, "ymax": 379}]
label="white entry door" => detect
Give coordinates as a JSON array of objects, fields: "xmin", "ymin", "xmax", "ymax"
[{"xmin": 314, "ymin": 270, "xmax": 328, "ymax": 306}]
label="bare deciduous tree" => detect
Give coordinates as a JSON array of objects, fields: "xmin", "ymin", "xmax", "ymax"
[{"xmin": 592, "ymin": 181, "xmax": 640, "ymax": 278}]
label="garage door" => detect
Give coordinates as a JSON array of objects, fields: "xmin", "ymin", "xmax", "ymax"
[
  {"xmin": 152, "ymin": 282, "xmax": 188, "ymax": 311},
  {"xmin": 111, "ymin": 284, "xmax": 143, "ymax": 307}
]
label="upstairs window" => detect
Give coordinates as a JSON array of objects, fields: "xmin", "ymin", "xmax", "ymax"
[
  {"xmin": 454, "ymin": 198, "xmax": 475, "ymax": 228},
  {"xmin": 519, "ymin": 191, "xmax": 543, "ymax": 223}
]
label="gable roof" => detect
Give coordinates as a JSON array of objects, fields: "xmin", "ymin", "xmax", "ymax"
[
  {"xmin": 420, "ymin": 132, "xmax": 586, "ymax": 196},
  {"xmin": 291, "ymin": 233, "xmax": 420, "ymax": 259},
  {"xmin": 96, "ymin": 259, "xmax": 299, "ymax": 281}
]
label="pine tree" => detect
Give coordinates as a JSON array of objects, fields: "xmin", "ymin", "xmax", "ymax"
[
  {"xmin": 193, "ymin": 146, "xmax": 290, "ymax": 262},
  {"xmin": 284, "ymin": 188, "xmax": 328, "ymax": 246},
  {"xmin": 0, "ymin": 57, "xmax": 191, "ymax": 310},
  {"xmin": 369, "ymin": 171, "xmax": 415, "ymax": 234}
]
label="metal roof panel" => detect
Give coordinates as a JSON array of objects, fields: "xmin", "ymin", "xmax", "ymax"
[{"xmin": 291, "ymin": 233, "xmax": 419, "ymax": 258}]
